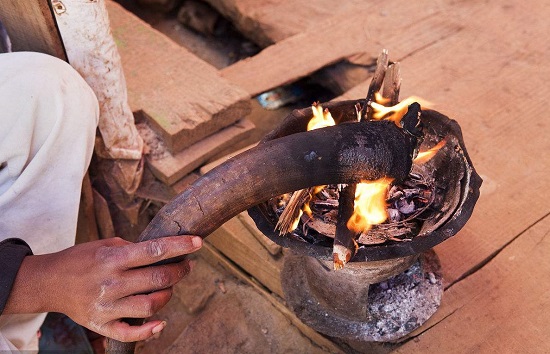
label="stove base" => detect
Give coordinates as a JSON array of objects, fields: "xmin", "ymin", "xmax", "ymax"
[{"xmin": 281, "ymin": 250, "xmax": 443, "ymax": 342}]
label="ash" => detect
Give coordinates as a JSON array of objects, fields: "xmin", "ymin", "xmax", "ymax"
[{"xmin": 364, "ymin": 254, "xmax": 442, "ymax": 341}]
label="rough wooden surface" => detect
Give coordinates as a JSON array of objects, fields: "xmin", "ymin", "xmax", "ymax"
[
  {"xmin": 107, "ymin": 0, "xmax": 550, "ymax": 350},
  {"xmin": 398, "ymin": 215, "xmax": 550, "ymax": 353},
  {"xmin": 206, "ymin": 217, "xmax": 284, "ymax": 297},
  {"xmin": 202, "ymin": 0, "xmax": 378, "ymax": 47},
  {"xmin": 144, "ymin": 118, "xmax": 255, "ymax": 185},
  {"xmin": 221, "ymin": 1, "xmax": 461, "ymax": 97},
  {"xmin": 107, "ymin": 0, "xmax": 251, "ymax": 153},
  {"xmin": 0, "ymin": 0, "xmax": 66, "ymax": 60},
  {"xmin": 199, "ymin": 243, "xmax": 344, "ymax": 354}
]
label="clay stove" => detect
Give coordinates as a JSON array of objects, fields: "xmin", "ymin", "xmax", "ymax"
[{"xmin": 248, "ymin": 100, "xmax": 481, "ymax": 341}]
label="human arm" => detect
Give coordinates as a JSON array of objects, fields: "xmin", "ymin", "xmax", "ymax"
[{"xmin": 1, "ymin": 235, "xmax": 202, "ymax": 342}]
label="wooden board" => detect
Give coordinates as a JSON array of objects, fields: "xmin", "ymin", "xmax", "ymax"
[
  {"xmin": 334, "ymin": 0, "xmax": 550, "ymax": 349},
  {"xmin": 221, "ymin": 0, "xmax": 462, "ymax": 97},
  {"xmin": 142, "ymin": 118, "xmax": 255, "ymax": 185},
  {"xmin": 206, "ymin": 216, "xmax": 285, "ymax": 297},
  {"xmin": 0, "ymin": 0, "xmax": 66, "ymax": 60},
  {"xmin": 198, "ymin": 243, "xmax": 345, "ymax": 354},
  {"xmin": 397, "ymin": 215, "xmax": 550, "ymax": 353},
  {"xmin": 107, "ymin": 0, "xmax": 251, "ymax": 153},
  {"xmin": 203, "ymin": 0, "xmax": 377, "ymax": 47}
]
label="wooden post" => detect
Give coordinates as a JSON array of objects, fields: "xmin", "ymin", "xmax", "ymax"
[
  {"xmin": 0, "ymin": 0, "xmax": 66, "ymax": 59},
  {"xmin": 52, "ymin": 0, "xmax": 144, "ymax": 194}
]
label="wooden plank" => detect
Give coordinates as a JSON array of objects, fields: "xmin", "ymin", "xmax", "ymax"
[
  {"xmin": 141, "ymin": 118, "xmax": 255, "ymax": 185},
  {"xmin": 237, "ymin": 213, "xmax": 282, "ymax": 256},
  {"xmin": 206, "ymin": 217, "xmax": 285, "ymax": 297},
  {"xmin": 203, "ymin": 0, "xmax": 377, "ymax": 47},
  {"xmin": 0, "ymin": 0, "xmax": 66, "ymax": 60},
  {"xmin": 199, "ymin": 143, "xmax": 256, "ymax": 174},
  {"xmin": 221, "ymin": 1, "xmax": 462, "ymax": 97},
  {"xmin": 107, "ymin": 0, "xmax": 251, "ymax": 153},
  {"xmin": 397, "ymin": 215, "xmax": 550, "ymax": 352}
]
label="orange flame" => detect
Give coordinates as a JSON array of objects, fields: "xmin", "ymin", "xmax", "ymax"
[
  {"xmin": 302, "ymin": 185, "xmax": 326, "ymax": 218},
  {"xmin": 291, "ymin": 210, "xmax": 303, "ymax": 231},
  {"xmin": 346, "ymin": 178, "xmax": 393, "ymax": 234},
  {"xmin": 370, "ymin": 94, "xmax": 432, "ymax": 125},
  {"xmin": 414, "ymin": 139, "xmax": 447, "ymax": 164},
  {"xmin": 307, "ymin": 103, "xmax": 336, "ymax": 131}
]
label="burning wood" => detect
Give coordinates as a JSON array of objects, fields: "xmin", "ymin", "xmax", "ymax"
[
  {"xmin": 276, "ymin": 188, "xmax": 312, "ymax": 235},
  {"xmin": 271, "ymin": 50, "xmax": 446, "ymax": 269},
  {"xmin": 270, "ymin": 163, "xmax": 440, "ymax": 246},
  {"xmin": 333, "ymin": 184, "xmax": 359, "ymax": 269},
  {"xmin": 361, "ymin": 49, "xmax": 389, "ymax": 121}
]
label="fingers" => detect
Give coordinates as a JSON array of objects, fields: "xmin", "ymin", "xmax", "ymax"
[
  {"xmin": 113, "ymin": 288, "xmax": 174, "ymax": 320},
  {"xmin": 119, "ymin": 236, "xmax": 203, "ymax": 269},
  {"xmin": 101, "ymin": 318, "xmax": 168, "ymax": 342},
  {"xmin": 119, "ymin": 260, "xmax": 192, "ymax": 296}
]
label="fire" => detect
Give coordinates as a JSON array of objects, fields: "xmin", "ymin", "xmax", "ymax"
[
  {"xmin": 302, "ymin": 185, "xmax": 325, "ymax": 218},
  {"xmin": 307, "ymin": 103, "xmax": 336, "ymax": 131},
  {"xmin": 414, "ymin": 139, "xmax": 447, "ymax": 164},
  {"xmin": 370, "ymin": 94, "xmax": 432, "ymax": 125},
  {"xmin": 346, "ymin": 178, "xmax": 393, "ymax": 234},
  {"xmin": 290, "ymin": 210, "xmax": 303, "ymax": 231}
]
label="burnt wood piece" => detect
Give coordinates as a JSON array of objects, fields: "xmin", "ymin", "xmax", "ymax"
[
  {"xmin": 382, "ymin": 63, "xmax": 402, "ymax": 106},
  {"xmin": 361, "ymin": 50, "xmax": 389, "ymax": 121},
  {"xmin": 330, "ymin": 51, "xmax": 390, "ymax": 267},
  {"xmin": 333, "ymin": 184, "xmax": 359, "ymax": 269},
  {"xmin": 106, "ymin": 116, "xmax": 418, "ymax": 354},
  {"xmin": 276, "ymin": 188, "xmax": 312, "ymax": 235}
]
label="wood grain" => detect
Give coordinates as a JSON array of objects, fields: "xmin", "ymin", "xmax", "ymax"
[
  {"xmin": 221, "ymin": 2, "xmax": 462, "ymax": 97},
  {"xmin": 107, "ymin": 1, "xmax": 251, "ymax": 153},
  {"xmin": 0, "ymin": 0, "xmax": 66, "ymax": 59},
  {"xmin": 397, "ymin": 215, "xmax": 550, "ymax": 352}
]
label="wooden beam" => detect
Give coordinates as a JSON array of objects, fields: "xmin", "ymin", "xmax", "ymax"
[
  {"xmin": 221, "ymin": 2, "xmax": 461, "ymax": 97},
  {"xmin": 0, "ymin": 0, "xmax": 66, "ymax": 59},
  {"xmin": 142, "ymin": 118, "xmax": 255, "ymax": 185}
]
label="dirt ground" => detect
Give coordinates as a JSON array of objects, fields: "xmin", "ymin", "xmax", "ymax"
[{"xmin": 136, "ymin": 252, "xmax": 331, "ymax": 353}]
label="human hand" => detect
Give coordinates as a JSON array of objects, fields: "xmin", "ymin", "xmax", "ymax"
[{"xmin": 4, "ymin": 235, "xmax": 202, "ymax": 342}]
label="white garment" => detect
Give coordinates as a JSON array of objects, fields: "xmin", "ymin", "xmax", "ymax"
[{"xmin": 0, "ymin": 52, "xmax": 99, "ymax": 352}]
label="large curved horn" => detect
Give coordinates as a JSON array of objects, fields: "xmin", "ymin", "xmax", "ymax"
[{"xmin": 106, "ymin": 119, "xmax": 417, "ymax": 353}]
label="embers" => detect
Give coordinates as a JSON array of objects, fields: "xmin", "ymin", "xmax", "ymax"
[{"xmin": 268, "ymin": 167, "xmax": 440, "ymax": 247}]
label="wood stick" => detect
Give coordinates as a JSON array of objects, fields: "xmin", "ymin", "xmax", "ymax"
[
  {"xmin": 382, "ymin": 62, "xmax": 401, "ymax": 105},
  {"xmin": 275, "ymin": 188, "xmax": 312, "ymax": 235},
  {"xmin": 332, "ymin": 51, "xmax": 392, "ymax": 269},
  {"xmin": 333, "ymin": 184, "xmax": 359, "ymax": 269},
  {"xmin": 361, "ymin": 49, "xmax": 389, "ymax": 121}
]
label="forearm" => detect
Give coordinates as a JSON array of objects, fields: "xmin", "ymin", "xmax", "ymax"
[{"xmin": 2, "ymin": 253, "xmax": 56, "ymax": 315}]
